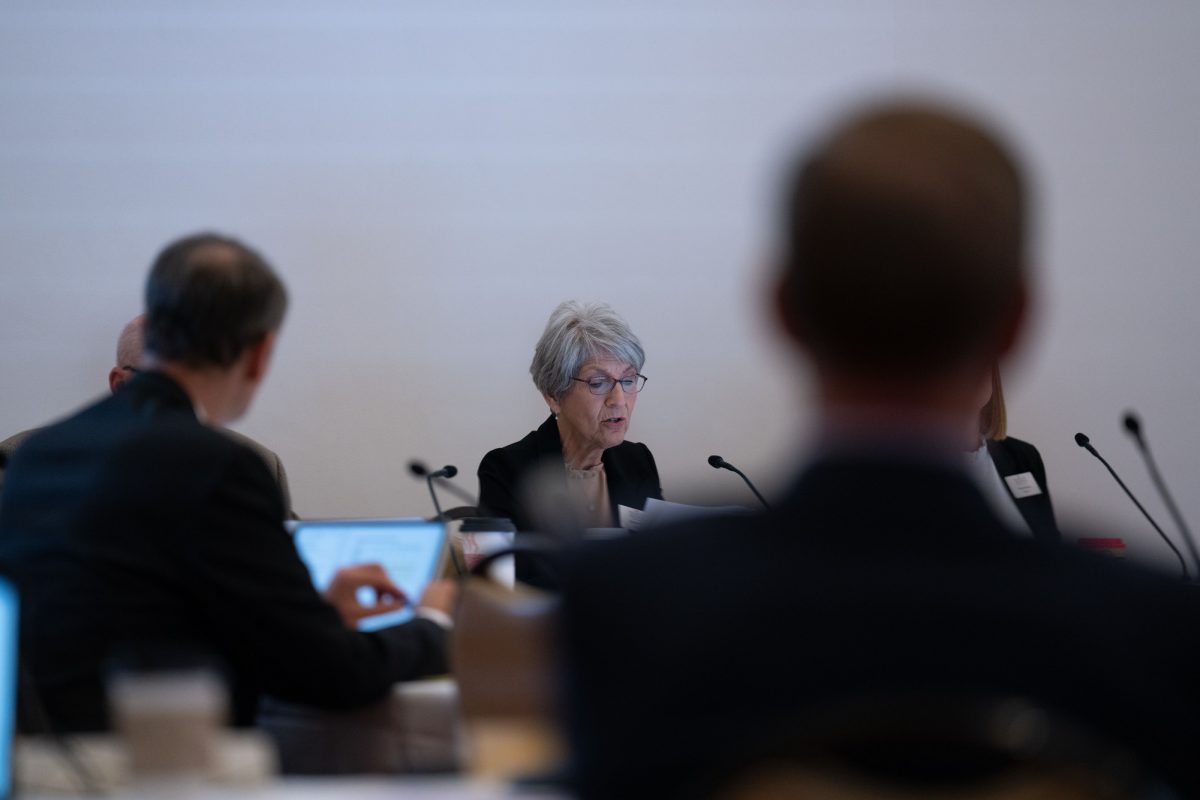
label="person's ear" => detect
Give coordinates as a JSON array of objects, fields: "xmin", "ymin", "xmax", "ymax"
[
  {"xmin": 108, "ymin": 367, "xmax": 126, "ymax": 394},
  {"xmin": 544, "ymin": 393, "xmax": 561, "ymax": 417},
  {"xmin": 773, "ymin": 273, "xmax": 811, "ymax": 352},
  {"xmin": 243, "ymin": 332, "xmax": 277, "ymax": 383}
]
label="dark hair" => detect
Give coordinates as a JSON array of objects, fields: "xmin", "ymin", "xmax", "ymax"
[
  {"xmin": 143, "ymin": 232, "xmax": 288, "ymax": 368},
  {"xmin": 779, "ymin": 103, "xmax": 1027, "ymax": 376}
]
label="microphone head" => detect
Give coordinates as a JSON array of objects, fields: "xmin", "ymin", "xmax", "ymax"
[
  {"xmin": 408, "ymin": 461, "xmax": 429, "ymax": 477},
  {"xmin": 708, "ymin": 455, "xmax": 725, "ymax": 469},
  {"xmin": 1123, "ymin": 411, "xmax": 1142, "ymax": 437},
  {"xmin": 441, "ymin": 465, "xmax": 459, "ymax": 479},
  {"xmin": 1074, "ymin": 432, "xmax": 1091, "ymax": 448}
]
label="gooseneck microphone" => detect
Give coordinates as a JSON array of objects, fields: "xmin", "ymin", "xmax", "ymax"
[
  {"xmin": 408, "ymin": 460, "xmax": 466, "ymax": 575},
  {"xmin": 1075, "ymin": 432, "xmax": 1188, "ymax": 580},
  {"xmin": 1123, "ymin": 411, "xmax": 1200, "ymax": 573},
  {"xmin": 408, "ymin": 461, "xmax": 458, "ymax": 520},
  {"xmin": 708, "ymin": 455, "xmax": 771, "ymax": 510},
  {"xmin": 409, "ymin": 461, "xmax": 476, "ymax": 505}
]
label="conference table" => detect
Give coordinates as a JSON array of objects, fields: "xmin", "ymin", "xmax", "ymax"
[{"xmin": 16, "ymin": 676, "xmax": 565, "ymax": 799}]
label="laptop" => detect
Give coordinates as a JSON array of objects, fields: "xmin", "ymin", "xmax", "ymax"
[
  {"xmin": 0, "ymin": 577, "xmax": 16, "ymax": 800},
  {"xmin": 292, "ymin": 519, "xmax": 448, "ymax": 632}
]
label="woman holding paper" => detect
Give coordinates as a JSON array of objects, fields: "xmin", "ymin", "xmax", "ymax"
[
  {"xmin": 965, "ymin": 366, "xmax": 1060, "ymax": 541},
  {"xmin": 477, "ymin": 301, "xmax": 663, "ymax": 537}
]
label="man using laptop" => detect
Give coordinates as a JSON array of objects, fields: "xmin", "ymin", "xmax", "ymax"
[
  {"xmin": 560, "ymin": 102, "xmax": 1200, "ymax": 796},
  {"xmin": 0, "ymin": 232, "xmax": 453, "ymax": 731}
]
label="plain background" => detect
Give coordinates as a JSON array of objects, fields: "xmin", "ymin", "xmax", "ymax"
[{"xmin": 2, "ymin": 1, "xmax": 1198, "ymax": 573}]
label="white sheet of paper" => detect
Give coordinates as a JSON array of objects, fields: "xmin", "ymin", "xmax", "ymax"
[
  {"xmin": 638, "ymin": 497, "xmax": 750, "ymax": 529},
  {"xmin": 618, "ymin": 505, "xmax": 645, "ymax": 531}
]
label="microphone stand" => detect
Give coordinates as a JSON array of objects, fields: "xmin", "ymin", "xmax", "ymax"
[
  {"xmin": 409, "ymin": 461, "xmax": 467, "ymax": 575},
  {"xmin": 1124, "ymin": 412, "xmax": 1200, "ymax": 576},
  {"xmin": 1076, "ymin": 433, "xmax": 1189, "ymax": 581},
  {"xmin": 432, "ymin": 475, "xmax": 479, "ymax": 507},
  {"xmin": 424, "ymin": 473, "xmax": 447, "ymax": 521},
  {"xmin": 708, "ymin": 455, "xmax": 771, "ymax": 510}
]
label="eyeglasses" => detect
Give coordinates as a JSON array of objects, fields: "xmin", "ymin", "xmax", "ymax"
[{"xmin": 570, "ymin": 374, "xmax": 647, "ymax": 395}]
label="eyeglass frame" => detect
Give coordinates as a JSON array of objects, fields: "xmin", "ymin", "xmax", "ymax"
[{"xmin": 569, "ymin": 373, "xmax": 648, "ymax": 396}]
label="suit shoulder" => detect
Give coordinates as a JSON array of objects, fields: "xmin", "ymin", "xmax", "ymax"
[
  {"xmin": 139, "ymin": 414, "xmax": 239, "ymax": 453},
  {"xmin": 149, "ymin": 425, "xmax": 282, "ymax": 519},
  {"xmin": 999, "ymin": 435, "xmax": 1039, "ymax": 456},
  {"xmin": 480, "ymin": 427, "xmax": 541, "ymax": 470},
  {"xmin": 108, "ymin": 414, "xmax": 270, "ymax": 491},
  {"xmin": 198, "ymin": 427, "xmax": 277, "ymax": 481},
  {"xmin": 5, "ymin": 394, "xmax": 119, "ymax": 464},
  {"xmin": 613, "ymin": 439, "xmax": 657, "ymax": 466},
  {"xmin": 995, "ymin": 435, "xmax": 1045, "ymax": 468},
  {"xmin": 0, "ymin": 427, "xmax": 44, "ymax": 459},
  {"xmin": 220, "ymin": 428, "xmax": 281, "ymax": 467},
  {"xmin": 612, "ymin": 437, "xmax": 652, "ymax": 453}
]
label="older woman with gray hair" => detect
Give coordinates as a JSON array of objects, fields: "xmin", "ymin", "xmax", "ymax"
[{"xmin": 477, "ymin": 301, "xmax": 663, "ymax": 538}]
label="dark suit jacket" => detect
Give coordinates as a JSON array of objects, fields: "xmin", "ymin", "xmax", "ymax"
[
  {"xmin": 0, "ymin": 372, "xmax": 447, "ymax": 732},
  {"xmin": 478, "ymin": 414, "xmax": 662, "ymax": 587},
  {"xmin": 477, "ymin": 414, "xmax": 663, "ymax": 533},
  {"xmin": 1, "ymin": 423, "xmax": 295, "ymax": 517},
  {"xmin": 987, "ymin": 436, "xmax": 1059, "ymax": 542},
  {"xmin": 560, "ymin": 454, "xmax": 1200, "ymax": 798}
]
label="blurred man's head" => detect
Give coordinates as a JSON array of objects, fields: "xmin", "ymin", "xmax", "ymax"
[
  {"xmin": 108, "ymin": 314, "xmax": 145, "ymax": 394},
  {"xmin": 775, "ymin": 102, "xmax": 1028, "ymax": 414},
  {"xmin": 142, "ymin": 232, "xmax": 288, "ymax": 424}
]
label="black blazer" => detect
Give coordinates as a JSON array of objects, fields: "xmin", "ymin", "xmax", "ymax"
[
  {"xmin": 477, "ymin": 413, "xmax": 663, "ymax": 534},
  {"xmin": 561, "ymin": 454, "xmax": 1200, "ymax": 798},
  {"xmin": 987, "ymin": 436, "xmax": 1060, "ymax": 542},
  {"xmin": 0, "ymin": 372, "xmax": 447, "ymax": 732}
]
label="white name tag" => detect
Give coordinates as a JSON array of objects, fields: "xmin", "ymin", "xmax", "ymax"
[{"xmin": 1005, "ymin": 472, "xmax": 1043, "ymax": 499}]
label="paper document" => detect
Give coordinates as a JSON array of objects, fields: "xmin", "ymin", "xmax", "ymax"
[
  {"xmin": 618, "ymin": 505, "xmax": 645, "ymax": 530},
  {"xmin": 620, "ymin": 498, "xmax": 749, "ymax": 532}
]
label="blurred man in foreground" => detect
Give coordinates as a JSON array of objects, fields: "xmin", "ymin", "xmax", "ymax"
[
  {"xmin": 560, "ymin": 103, "xmax": 1200, "ymax": 797},
  {"xmin": 0, "ymin": 232, "xmax": 453, "ymax": 731},
  {"xmin": 0, "ymin": 315, "xmax": 295, "ymax": 515}
]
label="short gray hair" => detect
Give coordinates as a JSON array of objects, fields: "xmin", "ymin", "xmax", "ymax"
[{"xmin": 530, "ymin": 301, "xmax": 645, "ymax": 398}]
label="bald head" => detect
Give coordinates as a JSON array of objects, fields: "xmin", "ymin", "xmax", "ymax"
[
  {"xmin": 116, "ymin": 315, "xmax": 145, "ymax": 369},
  {"xmin": 778, "ymin": 102, "xmax": 1028, "ymax": 379},
  {"xmin": 109, "ymin": 315, "xmax": 146, "ymax": 394}
]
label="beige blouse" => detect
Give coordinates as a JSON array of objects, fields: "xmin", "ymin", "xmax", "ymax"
[{"xmin": 565, "ymin": 463, "xmax": 614, "ymax": 529}]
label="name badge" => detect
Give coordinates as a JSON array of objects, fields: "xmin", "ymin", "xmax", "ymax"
[{"xmin": 1005, "ymin": 472, "xmax": 1043, "ymax": 499}]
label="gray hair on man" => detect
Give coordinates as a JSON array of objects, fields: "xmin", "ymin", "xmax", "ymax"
[{"xmin": 530, "ymin": 301, "xmax": 645, "ymax": 398}]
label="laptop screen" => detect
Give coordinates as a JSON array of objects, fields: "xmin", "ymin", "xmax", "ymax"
[{"xmin": 292, "ymin": 519, "xmax": 446, "ymax": 632}]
